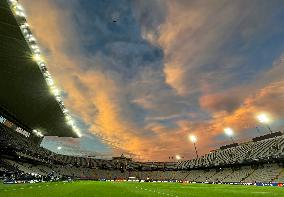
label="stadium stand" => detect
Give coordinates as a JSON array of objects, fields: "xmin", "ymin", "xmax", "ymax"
[
  {"xmin": 177, "ymin": 134, "xmax": 284, "ymax": 170},
  {"xmin": 1, "ymin": 0, "xmax": 284, "ymax": 187},
  {"xmin": 243, "ymin": 164, "xmax": 282, "ymax": 183},
  {"xmin": 1, "ymin": 102, "xmax": 284, "ymax": 184}
]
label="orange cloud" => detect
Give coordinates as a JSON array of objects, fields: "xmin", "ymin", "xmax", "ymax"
[
  {"xmin": 199, "ymin": 90, "xmax": 245, "ymax": 113},
  {"xmin": 20, "ymin": 0, "xmax": 284, "ymax": 162},
  {"xmin": 199, "ymin": 80, "xmax": 284, "ymax": 138},
  {"xmin": 20, "ymin": 0, "xmax": 176, "ymax": 161}
]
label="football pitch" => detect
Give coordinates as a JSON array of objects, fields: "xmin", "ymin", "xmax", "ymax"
[{"xmin": 0, "ymin": 181, "xmax": 284, "ymax": 197}]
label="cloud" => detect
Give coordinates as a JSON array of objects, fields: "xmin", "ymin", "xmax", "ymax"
[
  {"xmin": 155, "ymin": 0, "xmax": 282, "ymax": 96},
  {"xmin": 20, "ymin": 0, "xmax": 284, "ymax": 161},
  {"xmin": 199, "ymin": 90, "xmax": 245, "ymax": 113},
  {"xmin": 21, "ymin": 0, "xmax": 182, "ymax": 160}
]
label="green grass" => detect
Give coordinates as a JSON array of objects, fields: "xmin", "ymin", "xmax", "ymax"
[{"xmin": 0, "ymin": 181, "xmax": 284, "ymax": 197}]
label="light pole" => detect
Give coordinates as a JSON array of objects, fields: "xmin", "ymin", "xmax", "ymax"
[
  {"xmin": 224, "ymin": 128, "xmax": 235, "ymax": 144},
  {"xmin": 255, "ymin": 126, "xmax": 261, "ymax": 135},
  {"xmin": 189, "ymin": 135, "xmax": 199, "ymax": 158},
  {"xmin": 257, "ymin": 113, "xmax": 273, "ymax": 134}
]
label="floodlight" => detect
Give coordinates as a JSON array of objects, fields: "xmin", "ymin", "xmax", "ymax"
[
  {"xmin": 55, "ymin": 95, "xmax": 61, "ymax": 102},
  {"xmin": 15, "ymin": 10, "xmax": 24, "ymax": 17},
  {"xmin": 28, "ymin": 36, "xmax": 36, "ymax": 42},
  {"xmin": 77, "ymin": 132, "xmax": 82, "ymax": 138},
  {"xmin": 32, "ymin": 54, "xmax": 43, "ymax": 62},
  {"xmin": 65, "ymin": 115, "xmax": 72, "ymax": 121},
  {"xmin": 51, "ymin": 87, "xmax": 60, "ymax": 96},
  {"xmin": 57, "ymin": 147, "xmax": 62, "ymax": 150},
  {"xmin": 257, "ymin": 113, "xmax": 270, "ymax": 124},
  {"xmin": 188, "ymin": 134, "xmax": 199, "ymax": 158},
  {"xmin": 175, "ymin": 155, "xmax": 181, "ymax": 160},
  {"xmin": 32, "ymin": 129, "xmax": 44, "ymax": 137},
  {"xmin": 256, "ymin": 113, "xmax": 273, "ymax": 134},
  {"xmin": 189, "ymin": 135, "xmax": 197, "ymax": 143},
  {"xmin": 67, "ymin": 120, "xmax": 74, "ymax": 126},
  {"xmin": 46, "ymin": 78, "xmax": 54, "ymax": 86},
  {"xmin": 20, "ymin": 23, "xmax": 29, "ymax": 29},
  {"xmin": 16, "ymin": 5, "xmax": 24, "ymax": 11},
  {"xmin": 224, "ymin": 128, "xmax": 234, "ymax": 136}
]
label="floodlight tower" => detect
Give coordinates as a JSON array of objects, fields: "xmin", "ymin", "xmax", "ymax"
[
  {"xmin": 189, "ymin": 135, "xmax": 199, "ymax": 158},
  {"xmin": 256, "ymin": 113, "xmax": 273, "ymax": 134},
  {"xmin": 224, "ymin": 128, "xmax": 236, "ymax": 144}
]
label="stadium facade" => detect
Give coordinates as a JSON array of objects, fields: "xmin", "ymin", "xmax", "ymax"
[{"xmin": 1, "ymin": 0, "xmax": 284, "ymax": 188}]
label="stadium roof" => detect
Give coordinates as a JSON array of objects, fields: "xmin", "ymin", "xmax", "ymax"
[{"xmin": 0, "ymin": 0, "xmax": 78, "ymax": 137}]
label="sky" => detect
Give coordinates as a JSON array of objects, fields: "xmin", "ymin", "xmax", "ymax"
[{"xmin": 20, "ymin": 0, "xmax": 284, "ymax": 161}]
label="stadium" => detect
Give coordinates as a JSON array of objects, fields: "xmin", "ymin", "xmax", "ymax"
[{"xmin": 1, "ymin": 0, "xmax": 284, "ymax": 196}]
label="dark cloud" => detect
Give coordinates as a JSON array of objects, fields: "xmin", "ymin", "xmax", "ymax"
[{"xmin": 200, "ymin": 92, "xmax": 243, "ymax": 113}]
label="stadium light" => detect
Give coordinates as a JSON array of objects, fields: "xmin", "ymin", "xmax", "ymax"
[
  {"xmin": 224, "ymin": 128, "xmax": 233, "ymax": 136},
  {"xmin": 175, "ymin": 155, "xmax": 181, "ymax": 160},
  {"xmin": 224, "ymin": 128, "xmax": 236, "ymax": 144},
  {"xmin": 28, "ymin": 35, "xmax": 36, "ymax": 42},
  {"xmin": 51, "ymin": 87, "xmax": 60, "ymax": 97},
  {"xmin": 189, "ymin": 135, "xmax": 197, "ymax": 143},
  {"xmin": 256, "ymin": 113, "xmax": 273, "ymax": 134},
  {"xmin": 32, "ymin": 129, "xmax": 43, "ymax": 137},
  {"xmin": 189, "ymin": 135, "xmax": 199, "ymax": 158},
  {"xmin": 257, "ymin": 113, "xmax": 270, "ymax": 123},
  {"xmin": 9, "ymin": 0, "xmax": 17, "ymax": 4},
  {"xmin": 12, "ymin": 3, "xmax": 26, "ymax": 17},
  {"xmin": 57, "ymin": 146, "xmax": 62, "ymax": 150},
  {"xmin": 8, "ymin": 0, "xmax": 82, "ymax": 138},
  {"xmin": 32, "ymin": 54, "xmax": 43, "ymax": 63}
]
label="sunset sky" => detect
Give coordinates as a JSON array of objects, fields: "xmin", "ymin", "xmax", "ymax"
[{"xmin": 21, "ymin": 0, "xmax": 284, "ymax": 161}]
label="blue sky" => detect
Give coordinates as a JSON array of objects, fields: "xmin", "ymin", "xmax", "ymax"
[{"xmin": 22, "ymin": 0, "xmax": 284, "ymax": 161}]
